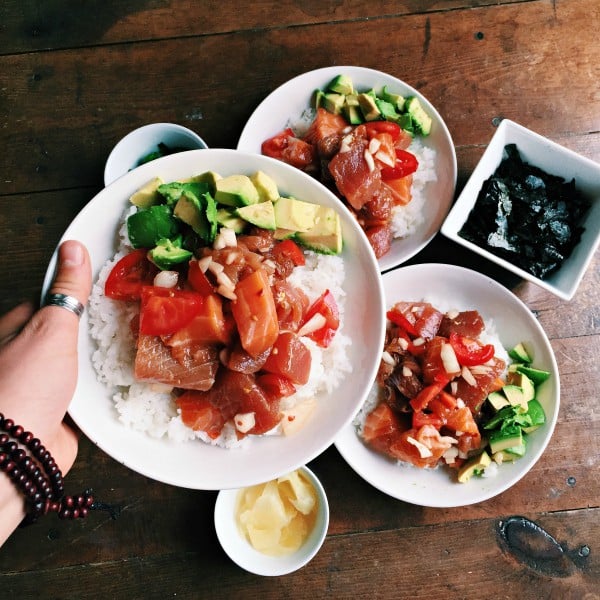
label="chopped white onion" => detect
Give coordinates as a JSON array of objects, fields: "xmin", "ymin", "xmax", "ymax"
[
  {"xmin": 375, "ymin": 149, "xmax": 395, "ymax": 167},
  {"xmin": 217, "ymin": 284, "xmax": 237, "ymax": 301},
  {"xmin": 461, "ymin": 365, "xmax": 477, "ymax": 387},
  {"xmin": 197, "ymin": 256, "xmax": 212, "ymax": 273},
  {"xmin": 368, "ymin": 137, "xmax": 381, "ymax": 155},
  {"xmin": 412, "ymin": 337, "xmax": 425, "ymax": 347},
  {"xmin": 298, "ymin": 313, "xmax": 327, "ymax": 337},
  {"xmin": 450, "ymin": 381, "xmax": 458, "ymax": 395},
  {"xmin": 207, "ymin": 260, "xmax": 224, "ymax": 275},
  {"xmin": 446, "ymin": 309, "xmax": 459, "ymax": 320},
  {"xmin": 153, "ymin": 270, "xmax": 178, "ymax": 288},
  {"xmin": 402, "ymin": 366, "xmax": 413, "ymax": 377},
  {"xmin": 406, "ymin": 436, "xmax": 433, "ymax": 458},
  {"xmin": 381, "ymin": 351, "xmax": 395, "ymax": 366},
  {"xmin": 216, "ymin": 270, "xmax": 234, "ymax": 289},
  {"xmin": 456, "ymin": 397, "xmax": 465, "ymax": 409},
  {"xmin": 364, "ymin": 149, "xmax": 375, "ymax": 172},
  {"xmin": 213, "ymin": 227, "xmax": 237, "ymax": 250},
  {"xmin": 397, "ymin": 337, "xmax": 409, "ymax": 351},
  {"xmin": 441, "ymin": 342, "xmax": 460, "ymax": 374}
]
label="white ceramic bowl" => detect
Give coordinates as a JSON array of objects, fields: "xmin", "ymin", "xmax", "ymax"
[
  {"xmin": 43, "ymin": 148, "xmax": 385, "ymax": 490},
  {"xmin": 335, "ymin": 263, "xmax": 560, "ymax": 507},
  {"xmin": 237, "ymin": 66, "xmax": 457, "ymax": 272},
  {"xmin": 441, "ymin": 119, "xmax": 600, "ymax": 301},
  {"xmin": 104, "ymin": 122, "xmax": 208, "ymax": 186},
  {"xmin": 214, "ymin": 466, "xmax": 329, "ymax": 576}
]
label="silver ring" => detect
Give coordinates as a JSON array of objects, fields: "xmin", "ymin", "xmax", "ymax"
[{"xmin": 45, "ymin": 293, "xmax": 85, "ymax": 318}]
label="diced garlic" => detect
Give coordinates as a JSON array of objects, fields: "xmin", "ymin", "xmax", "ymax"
[
  {"xmin": 234, "ymin": 412, "xmax": 256, "ymax": 433},
  {"xmin": 441, "ymin": 342, "xmax": 460, "ymax": 374},
  {"xmin": 398, "ymin": 337, "xmax": 409, "ymax": 351},
  {"xmin": 461, "ymin": 366, "xmax": 477, "ymax": 387},
  {"xmin": 368, "ymin": 137, "xmax": 381, "ymax": 155}
]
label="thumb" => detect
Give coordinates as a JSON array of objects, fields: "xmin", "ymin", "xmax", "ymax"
[{"xmin": 45, "ymin": 240, "xmax": 92, "ymax": 315}]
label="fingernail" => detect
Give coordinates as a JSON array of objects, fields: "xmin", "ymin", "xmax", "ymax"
[{"xmin": 61, "ymin": 241, "xmax": 85, "ymax": 267}]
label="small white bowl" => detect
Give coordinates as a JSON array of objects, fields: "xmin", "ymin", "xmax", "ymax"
[
  {"xmin": 441, "ymin": 119, "xmax": 600, "ymax": 301},
  {"xmin": 104, "ymin": 122, "xmax": 208, "ymax": 186},
  {"xmin": 214, "ymin": 466, "xmax": 329, "ymax": 576}
]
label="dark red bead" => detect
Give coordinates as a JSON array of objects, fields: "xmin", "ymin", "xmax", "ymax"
[
  {"xmin": 3, "ymin": 418, "xmax": 14, "ymax": 431},
  {"xmin": 19, "ymin": 430, "xmax": 34, "ymax": 444},
  {"xmin": 10, "ymin": 424, "xmax": 24, "ymax": 438},
  {"xmin": 29, "ymin": 438, "xmax": 41, "ymax": 451},
  {"xmin": 0, "ymin": 433, "xmax": 9, "ymax": 445}
]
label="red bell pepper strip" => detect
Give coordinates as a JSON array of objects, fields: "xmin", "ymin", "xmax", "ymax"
[{"xmin": 448, "ymin": 332, "xmax": 495, "ymax": 366}]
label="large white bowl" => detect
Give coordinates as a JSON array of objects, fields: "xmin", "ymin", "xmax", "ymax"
[
  {"xmin": 237, "ymin": 66, "xmax": 457, "ymax": 272},
  {"xmin": 335, "ymin": 264, "xmax": 560, "ymax": 507},
  {"xmin": 441, "ymin": 119, "xmax": 600, "ymax": 301},
  {"xmin": 44, "ymin": 148, "xmax": 385, "ymax": 490}
]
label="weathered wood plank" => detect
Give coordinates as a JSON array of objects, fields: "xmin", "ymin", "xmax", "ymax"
[
  {"xmin": 1, "ymin": 0, "xmax": 535, "ymax": 54},
  {"xmin": 1, "ymin": 507, "xmax": 597, "ymax": 598}
]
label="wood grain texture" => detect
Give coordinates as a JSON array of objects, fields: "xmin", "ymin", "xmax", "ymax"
[{"xmin": 0, "ymin": 0, "xmax": 598, "ymax": 597}]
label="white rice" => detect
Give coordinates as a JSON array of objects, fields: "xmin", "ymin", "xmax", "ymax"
[{"xmin": 88, "ymin": 229, "xmax": 351, "ymax": 448}]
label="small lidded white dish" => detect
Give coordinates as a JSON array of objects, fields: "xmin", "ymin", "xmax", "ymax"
[
  {"xmin": 214, "ymin": 466, "xmax": 329, "ymax": 576},
  {"xmin": 441, "ymin": 119, "xmax": 600, "ymax": 301},
  {"xmin": 104, "ymin": 122, "xmax": 208, "ymax": 186}
]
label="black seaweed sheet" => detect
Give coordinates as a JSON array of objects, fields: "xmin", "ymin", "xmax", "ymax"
[{"xmin": 459, "ymin": 144, "xmax": 591, "ymax": 279}]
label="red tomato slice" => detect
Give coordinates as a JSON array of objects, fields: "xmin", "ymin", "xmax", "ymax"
[
  {"xmin": 381, "ymin": 148, "xmax": 419, "ymax": 180},
  {"xmin": 187, "ymin": 259, "xmax": 215, "ymax": 295},
  {"xmin": 261, "ymin": 128, "xmax": 295, "ymax": 159},
  {"xmin": 364, "ymin": 121, "xmax": 401, "ymax": 141},
  {"xmin": 448, "ymin": 332, "xmax": 495, "ymax": 366},
  {"xmin": 273, "ymin": 239, "xmax": 305, "ymax": 266},
  {"xmin": 301, "ymin": 289, "xmax": 339, "ymax": 347},
  {"xmin": 139, "ymin": 286, "xmax": 204, "ymax": 336},
  {"xmin": 105, "ymin": 249, "xmax": 157, "ymax": 301}
]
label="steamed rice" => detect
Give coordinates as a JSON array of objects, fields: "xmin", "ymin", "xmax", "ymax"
[{"xmin": 88, "ymin": 226, "xmax": 352, "ymax": 448}]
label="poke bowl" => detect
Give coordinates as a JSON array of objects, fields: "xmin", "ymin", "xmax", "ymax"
[
  {"xmin": 237, "ymin": 66, "xmax": 457, "ymax": 272},
  {"xmin": 44, "ymin": 148, "xmax": 386, "ymax": 490},
  {"xmin": 335, "ymin": 263, "xmax": 560, "ymax": 507}
]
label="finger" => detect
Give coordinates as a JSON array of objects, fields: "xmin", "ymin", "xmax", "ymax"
[
  {"xmin": 44, "ymin": 240, "xmax": 92, "ymax": 318},
  {"xmin": 0, "ymin": 302, "xmax": 35, "ymax": 346}
]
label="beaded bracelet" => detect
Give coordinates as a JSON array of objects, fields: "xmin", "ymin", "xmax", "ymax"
[{"xmin": 0, "ymin": 412, "xmax": 95, "ymax": 525}]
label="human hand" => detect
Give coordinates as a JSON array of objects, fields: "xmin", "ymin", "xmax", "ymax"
[{"xmin": 0, "ymin": 240, "xmax": 91, "ymax": 541}]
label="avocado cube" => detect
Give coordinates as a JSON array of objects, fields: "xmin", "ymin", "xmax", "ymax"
[
  {"xmin": 216, "ymin": 208, "xmax": 247, "ymax": 234},
  {"xmin": 250, "ymin": 170, "xmax": 280, "ymax": 202},
  {"xmin": 129, "ymin": 177, "xmax": 164, "ymax": 208},
  {"xmin": 215, "ymin": 174, "xmax": 260, "ymax": 207},
  {"xmin": 487, "ymin": 390, "xmax": 510, "ymax": 412},
  {"xmin": 515, "ymin": 364, "xmax": 551, "ymax": 385},
  {"xmin": 508, "ymin": 342, "xmax": 532, "ymax": 364},
  {"xmin": 381, "ymin": 85, "xmax": 405, "ymax": 112},
  {"xmin": 501, "ymin": 384, "xmax": 528, "ymax": 410},
  {"xmin": 357, "ymin": 92, "xmax": 382, "ymax": 121},
  {"xmin": 296, "ymin": 206, "xmax": 342, "ymax": 255},
  {"xmin": 273, "ymin": 196, "xmax": 319, "ymax": 232},
  {"xmin": 457, "ymin": 450, "xmax": 491, "ymax": 483},
  {"xmin": 322, "ymin": 92, "xmax": 345, "ymax": 115},
  {"xmin": 327, "ymin": 74, "xmax": 354, "ymax": 95},
  {"xmin": 149, "ymin": 237, "xmax": 193, "ymax": 270},
  {"xmin": 489, "ymin": 425, "xmax": 523, "ymax": 454},
  {"xmin": 507, "ymin": 371, "xmax": 536, "ymax": 402},
  {"xmin": 405, "ymin": 96, "xmax": 432, "ymax": 136},
  {"xmin": 237, "ymin": 201, "xmax": 277, "ymax": 230}
]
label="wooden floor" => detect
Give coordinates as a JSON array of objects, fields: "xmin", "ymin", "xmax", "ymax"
[{"xmin": 0, "ymin": 1, "xmax": 598, "ymax": 597}]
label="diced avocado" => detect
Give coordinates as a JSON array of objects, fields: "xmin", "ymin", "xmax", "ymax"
[
  {"xmin": 514, "ymin": 364, "xmax": 551, "ymax": 385},
  {"xmin": 237, "ymin": 201, "xmax": 276, "ymax": 230},
  {"xmin": 397, "ymin": 113, "xmax": 416, "ymax": 134},
  {"xmin": 273, "ymin": 227, "xmax": 297, "ymax": 240},
  {"xmin": 148, "ymin": 237, "xmax": 193, "ymax": 270},
  {"xmin": 522, "ymin": 398, "xmax": 546, "ymax": 433},
  {"xmin": 127, "ymin": 204, "xmax": 179, "ymax": 249},
  {"xmin": 273, "ymin": 196, "xmax": 319, "ymax": 232},
  {"xmin": 457, "ymin": 450, "xmax": 491, "ymax": 483},
  {"xmin": 312, "ymin": 88, "xmax": 326, "ymax": 110},
  {"xmin": 174, "ymin": 189, "xmax": 217, "ymax": 243},
  {"xmin": 186, "ymin": 170, "xmax": 222, "ymax": 193},
  {"xmin": 493, "ymin": 450, "xmax": 521, "ymax": 463},
  {"xmin": 501, "ymin": 384, "xmax": 528, "ymax": 409},
  {"xmin": 357, "ymin": 92, "xmax": 382, "ymax": 121},
  {"xmin": 483, "ymin": 404, "xmax": 516, "ymax": 431},
  {"xmin": 503, "ymin": 437, "xmax": 527, "ymax": 457},
  {"xmin": 345, "ymin": 93, "xmax": 360, "ymax": 107},
  {"xmin": 489, "ymin": 425, "xmax": 523, "ymax": 454},
  {"xmin": 322, "ymin": 92, "xmax": 345, "ymax": 115},
  {"xmin": 216, "ymin": 208, "xmax": 246, "ymax": 233},
  {"xmin": 129, "ymin": 177, "xmax": 164, "ymax": 208},
  {"xmin": 215, "ymin": 174, "xmax": 260, "ymax": 207},
  {"xmin": 327, "ymin": 74, "xmax": 354, "ymax": 95},
  {"xmin": 375, "ymin": 98, "xmax": 401, "ymax": 123},
  {"xmin": 487, "ymin": 390, "xmax": 510, "ymax": 412},
  {"xmin": 381, "ymin": 85, "xmax": 405, "ymax": 112},
  {"xmin": 507, "ymin": 371, "xmax": 536, "ymax": 402},
  {"xmin": 508, "ymin": 342, "xmax": 532, "ymax": 364},
  {"xmin": 405, "ymin": 96, "xmax": 432, "ymax": 136},
  {"xmin": 296, "ymin": 206, "xmax": 342, "ymax": 255},
  {"xmin": 343, "ymin": 103, "xmax": 363, "ymax": 125},
  {"xmin": 250, "ymin": 170, "xmax": 280, "ymax": 202},
  {"xmin": 157, "ymin": 181, "xmax": 211, "ymax": 206}
]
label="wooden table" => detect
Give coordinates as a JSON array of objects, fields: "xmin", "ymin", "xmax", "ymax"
[{"xmin": 1, "ymin": 1, "xmax": 598, "ymax": 597}]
